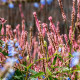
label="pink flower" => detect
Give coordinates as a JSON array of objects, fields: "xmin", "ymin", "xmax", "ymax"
[
  {"xmin": 33, "ymin": 12, "xmax": 37, "ymax": 17},
  {"xmin": 13, "ymin": 29, "xmax": 17, "ymax": 40},
  {"xmin": 33, "ymin": 12, "xmax": 40, "ymax": 32},
  {"xmin": 64, "ymin": 34, "xmax": 68, "ymax": 44},
  {"xmin": 69, "ymin": 26, "xmax": 73, "ymax": 41},
  {"xmin": 48, "ymin": 16, "xmax": 56, "ymax": 33},
  {"xmin": 42, "ymin": 23, "xmax": 47, "ymax": 37},
  {"xmin": 0, "ymin": 18, "xmax": 7, "ymax": 24},
  {"xmin": 48, "ymin": 16, "xmax": 52, "ymax": 21},
  {"xmin": 1, "ymin": 24, "xmax": 4, "ymax": 35}
]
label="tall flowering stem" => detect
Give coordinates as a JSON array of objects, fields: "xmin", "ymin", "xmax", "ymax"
[
  {"xmin": 43, "ymin": 23, "xmax": 55, "ymax": 49},
  {"xmin": 16, "ymin": 24, "xmax": 21, "ymax": 42},
  {"xmin": 71, "ymin": 0, "xmax": 76, "ymax": 31},
  {"xmin": 19, "ymin": 3, "xmax": 24, "ymax": 19},
  {"xmin": 29, "ymin": 27, "xmax": 33, "ymax": 64},
  {"xmin": 33, "ymin": 12, "xmax": 40, "ymax": 32},
  {"xmin": 58, "ymin": 0, "xmax": 66, "ymax": 22},
  {"xmin": 30, "ymin": 27, "xmax": 33, "ymax": 51},
  {"xmin": 0, "ymin": 18, "xmax": 7, "ymax": 41},
  {"xmin": 48, "ymin": 16, "xmax": 56, "ymax": 34},
  {"xmin": 77, "ymin": 0, "xmax": 80, "ymax": 22},
  {"xmin": 38, "ymin": 21, "xmax": 46, "ymax": 73}
]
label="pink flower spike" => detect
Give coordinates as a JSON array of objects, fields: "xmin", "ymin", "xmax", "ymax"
[
  {"xmin": 0, "ymin": 17, "xmax": 7, "ymax": 24},
  {"xmin": 64, "ymin": 34, "xmax": 68, "ymax": 43},
  {"xmin": 42, "ymin": 23, "xmax": 47, "ymax": 28},
  {"xmin": 1, "ymin": 24, "xmax": 4, "ymax": 35},
  {"xmin": 13, "ymin": 29, "xmax": 17, "ymax": 40},
  {"xmin": 16, "ymin": 24, "xmax": 20, "ymax": 40},
  {"xmin": 33, "ymin": 12, "xmax": 40, "ymax": 32},
  {"xmin": 22, "ymin": 19, "xmax": 25, "ymax": 32},
  {"xmin": 16, "ymin": 24, "xmax": 20, "ymax": 30},
  {"xmin": 48, "ymin": 16, "xmax": 52, "ymax": 21},
  {"xmin": 33, "ymin": 12, "xmax": 37, "ymax": 17},
  {"xmin": 42, "ymin": 23, "xmax": 47, "ymax": 37}
]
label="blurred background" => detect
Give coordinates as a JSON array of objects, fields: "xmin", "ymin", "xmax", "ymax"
[{"xmin": 0, "ymin": 0, "xmax": 76, "ymax": 34}]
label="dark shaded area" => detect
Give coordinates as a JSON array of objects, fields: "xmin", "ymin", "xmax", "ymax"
[{"xmin": 0, "ymin": 0, "xmax": 76, "ymax": 34}]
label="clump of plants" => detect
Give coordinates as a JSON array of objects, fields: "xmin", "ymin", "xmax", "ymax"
[{"xmin": 0, "ymin": 0, "xmax": 80, "ymax": 80}]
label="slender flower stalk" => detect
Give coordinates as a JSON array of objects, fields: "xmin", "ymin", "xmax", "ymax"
[
  {"xmin": 77, "ymin": 0, "xmax": 80, "ymax": 22},
  {"xmin": 19, "ymin": 3, "xmax": 24, "ymax": 19},
  {"xmin": 57, "ymin": 0, "xmax": 66, "ymax": 21},
  {"xmin": 16, "ymin": 24, "xmax": 21, "ymax": 42},
  {"xmin": 48, "ymin": 16, "xmax": 56, "ymax": 34},
  {"xmin": 33, "ymin": 12, "xmax": 40, "ymax": 32},
  {"xmin": 71, "ymin": 0, "xmax": 76, "ymax": 31}
]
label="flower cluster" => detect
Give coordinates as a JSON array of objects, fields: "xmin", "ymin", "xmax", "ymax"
[{"xmin": 0, "ymin": 39, "xmax": 23, "ymax": 79}]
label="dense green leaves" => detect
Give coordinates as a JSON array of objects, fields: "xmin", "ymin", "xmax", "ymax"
[
  {"xmin": 13, "ymin": 69, "xmax": 25, "ymax": 80},
  {"xmin": 0, "ymin": 48, "xmax": 8, "ymax": 56},
  {"xmin": 2, "ymin": 51, "xmax": 8, "ymax": 56}
]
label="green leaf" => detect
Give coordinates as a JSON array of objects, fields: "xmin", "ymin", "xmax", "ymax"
[
  {"xmin": 62, "ymin": 67, "xmax": 70, "ymax": 72},
  {"xmin": 53, "ymin": 78, "xmax": 58, "ymax": 80},
  {"xmin": 21, "ymin": 64, "xmax": 27, "ymax": 68},
  {"xmin": 27, "ymin": 63, "xmax": 33, "ymax": 70},
  {"xmin": 23, "ymin": 61, "xmax": 27, "ymax": 66},
  {"xmin": 0, "ymin": 48, "xmax": 2, "ymax": 52},
  {"xmin": 30, "ymin": 72, "xmax": 44, "ymax": 78},
  {"xmin": 21, "ymin": 64, "xmax": 27, "ymax": 71},
  {"xmin": 0, "ymin": 24, "xmax": 2, "ymax": 32},
  {"xmin": 15, "ymin": 69, "xmax": 23, "ymax": 76},
  {"xmin": 0, "ymin": 40, "xmax": 3, "ymax": 47},
  {"xmin": 21, "ymin": 63, "xmax": 33, "ymax": 72},
  {"xmin": 48, "ymin": 76, "xmax": 53, "ymax": 80},
  {"xmin": 35, "ymin": 58, "xmax": 45, "ymax": 62},
  {"xmin": 57, "ymin": 55, "xmax": 63, "ymax": 61},
  {"xmin": 51, "ymin": 66, "xmax": 59, "ymax": 70},
  {"xmin": 13, "ymin": 69, "xmax": 25, "ymax": 80},
  {"xmin": 46, "ymin": 67, "xmax": 52, "ymax": 75},
  {"xmin": 44, "ymin": 40, "xmax": 47, "ymax": 49},
  {"xmin": 2, "ymin": 51, "xmax": 8, "ymax": 56},
  {"xmin": 0, "ymin": 78, "xmax": 3, "ymax": 80},
  {"xmin": 30, "ymin": 78, "xmax": 38, "ymax": 80},
  {"xmin": 68, "ymin": 53, "xmax": 73, "ymax": 58},
  {"xmin": 53, "ymin": 55, "xmax": 57, "ymax": 65},
  {"xmin": 0, "ymin": 40, "xmax": 3, "ymax": 43},
  {"xmin": 58, "ymin": 67, "xmax": 70, "ymax": 73},
  {"xmin": 13, "ymin": 76, "xmax": 22, "ymax": 79},
  {"xmin": 29, "ymin": 69, "xmax": 37, "ymax": 74}
]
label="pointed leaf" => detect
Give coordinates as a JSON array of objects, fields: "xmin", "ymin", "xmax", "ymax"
[
  {"xmin": 30, "ymin": 72, "xmax": 44, "ymax": 78},
  {"xmin": 27, "ymin": 63, "xmax": 33, "ymax": 70},
  {"xmin": 46, "ymin": 67, "xmax": 52, "ymax": 75},
  {"xmin": 29, "ymin": 69, "xmax": 37, "ymax": 74},
  {"xmin": 53, "ymin": 55, "xmax": 57, "ymax": 65}
]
